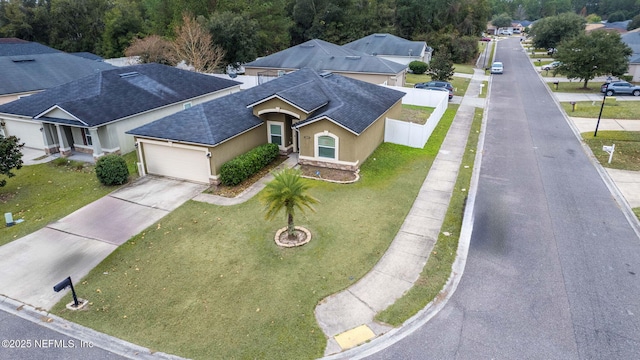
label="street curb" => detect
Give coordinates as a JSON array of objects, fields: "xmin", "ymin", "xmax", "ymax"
[{"xmin": 0, "ymin": 295, "xmax": 187, "ymax": 360}]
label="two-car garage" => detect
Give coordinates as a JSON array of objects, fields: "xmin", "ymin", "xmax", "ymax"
[{"xmin": 137, "ymin": 140, "xmax": 212, "ymax": 184}]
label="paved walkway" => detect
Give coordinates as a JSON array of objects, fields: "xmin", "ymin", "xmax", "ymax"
[{"xmin": 315, "ymin": 69, "xmax": 486, "ymax": 355}]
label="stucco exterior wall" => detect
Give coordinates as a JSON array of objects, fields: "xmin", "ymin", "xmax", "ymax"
[
  {"xmin": 209, "ymin": 124, "xmax": 267, "ymax": 177},
  {"xmin": 252, "ymin": 98, "xmax": 308, "ymax": 121},
  {"xmin": 629, "ymin": 63, "xmax": 640, "ymax": 82},
  {"xmin": 334, "ymin": 70, "xmax": 406, "ymax": 86}
]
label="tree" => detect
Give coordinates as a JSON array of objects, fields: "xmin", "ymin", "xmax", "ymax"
[
  {"xmin": 585, "ymin": 13, "xmax": 602, "ymax": 23},
  {"xmin": 554, "ymin": 30, "xmax": 632, "ymax": 88},
  {"xmin": 207, "ymin": 11, "xmax": 259, "ymax": 69},
  {"xmin": 529, "ymin": 12, "xmax": 586, "ymax": 49},
  {"xmin": 99, "ymin": 0, "xmax": 145, "ymax": 58},
  {"xmin": 492, "ymin": 13, "xmax": 512, "ymax": 28},
  {"xmin": 427, "ymin": 46, "xmax": 455, "ymax": 81},
  {"xmin": 262, "ymin": 168, "xmax": 318, "ymax": 240},
  {"xmin": 0, "ymin": 135, "xmax": 24, "ymax": 187},
  {"xmin": 629, "ymin": 14, "xmax": 640, "ymax": 30},
  {"xmin": 124, "ymin": 35, "xmax": 174, "ymax": 65},
  {"xmin": 171, "ymin": 13, "xmax": 225, "ymax": 73},
  {"xmin": 48, "ymin": 0, "xmax": 111, "ymax": 53}
]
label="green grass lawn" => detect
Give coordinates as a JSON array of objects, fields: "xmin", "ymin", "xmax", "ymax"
[
  {"xmin": 401, "ymin": 104, "xmax": 435, "ymax": 125},
  {"xmin": 405, "ymin": 74, "xmax": 471, "ymax": 97},
  {"xmin": 52, "ymin": 107, "xmax": 459, "ymax": 359},
  {"xmin": 0, "ymin": 152, "xmax": 139, "ymax": 246},
  {"xmin": 548, "ymin": 81, "xmax": 603, "ymax": 93},
  {"xmin": 561, "ymin": 101, "xmax": 640, "ymax": 119},
  {"xmin": 376, "ymin": 107, "xmax": 483, "ymax": 326},
  {"xmin": 582, "ymin": 131, "xmax": 640, "ymax": 171}
]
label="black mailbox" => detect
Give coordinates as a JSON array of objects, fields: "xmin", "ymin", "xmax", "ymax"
[{"xmin": 53, "ymin": 276, "xmax": 80, "ymax": 307}]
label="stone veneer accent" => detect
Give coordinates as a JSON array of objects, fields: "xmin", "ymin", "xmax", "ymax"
[{"xmin": 298, "ymin": 158, "xmax": 358, "ymax": 172}]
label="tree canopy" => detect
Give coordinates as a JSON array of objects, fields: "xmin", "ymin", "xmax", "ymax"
[
  {"xmin": 554, "ymin": 30, "xmax": 632, "ymax": 88},
  {"xmin": 529, "ymin": 12, "xmax": 586, "ymax": 49},
  {"xmin": 0, "ymin": 134, "xmax": 24, "ymax": 188}
]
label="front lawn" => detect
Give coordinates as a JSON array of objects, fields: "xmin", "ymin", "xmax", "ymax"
[
  {"xmin": 561, "ymin": 101, "xmax": 640, "ymax": 119},
  {"xmin": 547, "ymin": 81, "xmax": 602, "ymax": 93},
  {"xmin": 582, "ymin": 131, "xmax": 640, "ymax": 171},
  {"xmin": 52, "ymin": 107, "xmax": 459, "ymax": 359}
]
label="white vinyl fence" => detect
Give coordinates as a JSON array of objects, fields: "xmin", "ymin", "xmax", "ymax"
[{"xmin": 382, "ymin": 86, "xmax": 448, "ymax": 149}]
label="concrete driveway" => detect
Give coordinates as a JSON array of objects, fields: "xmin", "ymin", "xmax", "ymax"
[{"xmin": 0, "ymin": 176, "xmax": 207, "ymax": 310}]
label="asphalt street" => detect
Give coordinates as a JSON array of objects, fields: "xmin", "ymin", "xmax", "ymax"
[{"xmin": 366, "ymin": 37, "xmax": 640, "ymax": 359}]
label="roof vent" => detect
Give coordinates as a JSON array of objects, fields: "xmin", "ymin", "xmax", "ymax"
[
  {"xmin": 118, "ymin": 71, "xmax": 140, "ymax": 78},
  {"xmin": 345, "ymin": 56, "xmax": 361, "ymax": 60},
  {"xmin": 374, "ymin": 34, "xmax": 387, "ymax": 37},
  {"xmin": 319, "ymin": 71, "xmax": 333, "ymax": 78},
  {"xmin": 11, "ymin": 57, "xmax": 35, "ymax": 63},
  {"xmin": 300, "ymin": 44, "xmax": 315, "ymax": 48}
]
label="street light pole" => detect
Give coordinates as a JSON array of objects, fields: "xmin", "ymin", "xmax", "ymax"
[{"xmin": 594, "ymin": 77, "xmax": 612, "ymax": 137}]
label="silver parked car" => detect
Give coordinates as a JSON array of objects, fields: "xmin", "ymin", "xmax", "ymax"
[
  {"xmin": 601, "ymin": 81, "xmax": 640, "ymax": 96},
  {"xmin": 491, "ymin": 62, "xmax": 503, "ymax": 74}
]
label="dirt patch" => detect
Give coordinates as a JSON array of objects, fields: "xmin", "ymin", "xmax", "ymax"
[
  {"xmin": 206, "ymin": 156, "xmax": 288, "ymax": 198},
  {"xmin": 299, "ymin": 165, "xmax": 358, "ymax": 182}
]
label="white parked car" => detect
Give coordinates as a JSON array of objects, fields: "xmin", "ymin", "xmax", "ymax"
[{"xmin": 491, "ymin": 62, "xmax": 504, "ymax": 74}]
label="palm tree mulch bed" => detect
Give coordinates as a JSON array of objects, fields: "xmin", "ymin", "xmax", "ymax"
[
  {"xmin": 274, "ymin": 226, "xmax": 312, "ymax": 247},
  {"xmin": 299, "ymin": 165, "xmax": 358, "ymax": 182}
]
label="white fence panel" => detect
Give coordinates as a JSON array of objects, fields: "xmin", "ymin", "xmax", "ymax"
[{"xmin": 382, "ymin": 85, "xmax": 449, "ymax": 149}]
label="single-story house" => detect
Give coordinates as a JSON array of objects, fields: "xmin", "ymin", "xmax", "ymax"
[
  {"xmin": 0, "ymin": 38, "xmax": 114, "ymax": 105},
  {"xmin": 0, "ymin": 63, "xmax": 241, "ymax": 158},
  {"xmin": 127, "ymin": 68, "xmax": 405, "ymax": 184},
  {"xmin": 622, "ymin": 29, "xmax": 640, "ymax": 82},
  {"xmin": 342, "ymin": 33, "xmax": 432, "ymax": 65},
  {"xmin": 243, "ymin": 39, "xmax": 407, "ymax": 86}
]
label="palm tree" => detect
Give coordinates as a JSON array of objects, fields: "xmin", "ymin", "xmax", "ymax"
[{"xmin": 262, "ymin": 168, "xmax": 319, "ymax": 239}]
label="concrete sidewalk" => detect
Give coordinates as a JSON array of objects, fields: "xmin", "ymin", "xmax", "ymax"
[{"xmin": 315, "ymin": 69, "xmax": 487, "ymax": 356}]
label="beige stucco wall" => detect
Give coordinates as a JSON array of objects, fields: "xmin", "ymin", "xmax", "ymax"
[
  {"xmin": 244, "ymin": 67, "xmax": 405, "ymax": 86},
  {"xmin": 629, "ymin": 63, "xmax": 640, "ymax": 82},
  {"xmin": 209, "ymin": 124, "xmax": 267, "ymax": 177}
]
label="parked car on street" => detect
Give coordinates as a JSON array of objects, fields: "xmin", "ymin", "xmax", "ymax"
[
  {"xmin": 542, "ymin": 61, "xmax": 561, "ymax": 71},
  {"xmin": 600, "ymin": 81, "xmax": 640, "ymax": 96},
  {"xmin": 491, "ymin": 62, "xmax": 504, "ymax": 74},
  {"xmin": 481, "ymin": 37, "xmax": 492, "ymax": 42}
]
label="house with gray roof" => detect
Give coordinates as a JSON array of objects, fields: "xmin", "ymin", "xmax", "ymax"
[
  {"xmin": 0, "ymin": 38, "xmax": 114, "ymax": 105},
  {"xmin": 342, "ymin": 33, "xmax": 431, "ymax": 65},
  {"xmin": 127, "ymin": 68, "xmax": 405, "ymax": 184},
  {"xmin": 0, "ymin": 63, "xmax": 241, "ymax": 159},
  {"xmin": 621, "ymin": 29, "xmax": 640, "ymax": 82},
  {"xmin": 243, "ymin": 39, "xmax": 407, "ymax": 87}
]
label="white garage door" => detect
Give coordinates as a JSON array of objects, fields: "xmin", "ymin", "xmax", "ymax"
[
  {"xmin": 5, "ymin": 120, "xmax": 45, "ymax": 149},
  {"xmin": 142, "ymin": 142, "xmax": 210, "ymax": 183}
]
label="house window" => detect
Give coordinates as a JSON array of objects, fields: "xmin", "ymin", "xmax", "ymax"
[
  {"xmin": 81, "ymin": 128, "xmax": 93, "ymax": 146},
  {"xmin": 183, "ymin": 102, "xmax": 192, "ymax": 110},
  {"xmin": 269, "ymin": 122, "xmax": 283, "ymax": 146},
  {"xmin": 317, "ymin": 134, "xmax": 336, "ymax": 159}
]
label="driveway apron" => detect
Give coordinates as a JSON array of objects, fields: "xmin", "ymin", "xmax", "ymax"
[{"xmin": 0, "ymin": 176, "xmax": 207, "ymax": 310}]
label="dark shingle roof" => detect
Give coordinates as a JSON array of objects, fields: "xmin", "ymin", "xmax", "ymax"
[
  {"xmin": 622, "ymin": 30, "xmax": 640, "ymax": 63},
  {"xmin": 342, "ymin": 34, "xmax": 426, "ymax": 57},
  {"xmin": 0, "ymin": 63, "xmax": 242, "ymax": 126},
  {"xmin": 0, "ymin": 39, "xmax": 61, "ymax": 56},
  {"xmin": 127, "ymin": 68, "xmax": 405, "ymax": 145},
  {"xmin": 0, "ymin": 52, "xmax": 114, "ymax": 95},
  {"xmin": 71, "ymin": 52, "xmax": 104, "ymax": 61},
  {"xmin": 244, "ymin": 39, "xmax": 406, "ymax": 75}
]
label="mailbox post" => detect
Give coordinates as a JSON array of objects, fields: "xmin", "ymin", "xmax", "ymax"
[{"xmin": 53, "ymin": 276, "xmax": 86, "ymax": 309}]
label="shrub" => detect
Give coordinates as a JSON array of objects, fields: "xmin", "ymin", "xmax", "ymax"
[
  {"xmin": 409, "ymin": 61, "xmax": 428, "ymax": 75},
  {"xmin": 95, "ymin": 154, "xmax": 129, "ymax": 186},
  {"xmin": 220, "ymin": 143, "xmax": 279, "ymax": 186}
]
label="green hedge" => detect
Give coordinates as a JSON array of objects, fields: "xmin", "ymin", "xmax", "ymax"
[
  {"xmin": 220, "ymin": 143, "xmax": 279, "ymax": 186},
  {"xmin": 409, "ymin": 60, "xmax": 428, "ymax": 75}
]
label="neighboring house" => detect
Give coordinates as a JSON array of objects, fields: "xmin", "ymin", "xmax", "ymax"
[
  {"xmin": 622, "ymin": 29, "xmax": 640, "ymax": 82},
  {"xmin": 342, "ymin": 33, "xmax": 432, "ymax": 65},
  {"xmin": 243, "ymin": 39, "xmax": 407, "ymax": 86},
  {"xmin": 0, "ymin": 63, "xmax": 241, "ymax": 159},
  {"xmin": 0, "ymin": 38, "xmax": 114, "ymax": 105},
  {"xmin": 127, "ymin": 68, "xmax": 405, "ymax": 184}
]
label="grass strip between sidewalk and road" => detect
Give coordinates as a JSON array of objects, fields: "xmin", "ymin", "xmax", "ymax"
[
  {"xmin": 561, "ymin": 101, "xmax": 640, "ymax": 119},
  {"xmin": 376, "ymin": 107, "xmax": 483, "ymax": 327},
  {"xmin": 52, "ymin": 107, "xmax": 460, "ymax": 360},
  {"xmin": 581, "ymin": 131, "xmax": 640, "ymax": 171}
]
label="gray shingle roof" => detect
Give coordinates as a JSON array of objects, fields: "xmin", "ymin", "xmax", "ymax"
[
  {"xmin": 0, "ymin": 63, "xmax": 242, "ymax": 127},
  {"xmin": 622, "ymin": 30, "xmax": 640, "ymax": 63},
  {"xmin": 244, "ymin": 39, "xmax": 406, "ymax": 75},
  {"xmin": 342, "ymin": 33, "xmax": 426, "ymax": 58},
  {"xmin": 0, "ymin": 51, "xmax": 114, "ymax": 96},
  {"xmin": 0, "ymin": 38, "xmax": 61, "ymax": 56},
  {"xmin": 127, "ymin": 68, "xmax": 405, "ymax": 146}
]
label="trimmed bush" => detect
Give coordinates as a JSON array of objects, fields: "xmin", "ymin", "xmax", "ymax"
[
  {"xmin": 95, "ymin": 154, "xmax": 129, "ymax": 186},
  {"xmin": 409, "ymin": 61, "xmax": 428, "ymax": 75},
  {"xmin": 220, "ymin": 143, "xmax": 279, "ymax": 186}
]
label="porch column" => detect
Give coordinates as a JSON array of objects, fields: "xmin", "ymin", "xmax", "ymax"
[
  {"xmin": 89, "ymin": 127, "xmax": 104, "ymax": 159},
  {"xmin": 55, "ymin": 124, "xmax": 71, "ymax": 156}
]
